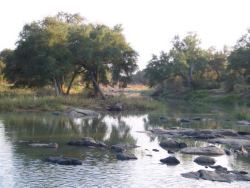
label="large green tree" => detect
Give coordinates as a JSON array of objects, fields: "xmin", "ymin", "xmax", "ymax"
[
  {"xmin": 145, "ymin": 33, "xmax": 227, "ymax": 90},
  {"xmin": 68, "ymin": 24, "xmax": 138, "ymax": 98},
  {"xmin": 4, "ymin": 13, "xmax": 80, "ymax": 95}
]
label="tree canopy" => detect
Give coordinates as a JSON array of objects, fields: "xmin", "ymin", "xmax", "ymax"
[{"xmin": 3, "ymin": 12, "xmax": 138, "ymax": 97}]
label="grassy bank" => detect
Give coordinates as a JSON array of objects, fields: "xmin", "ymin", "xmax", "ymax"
[{"xmin": 0, "ymin": 85, "xmax": 164, "ymax": 112}]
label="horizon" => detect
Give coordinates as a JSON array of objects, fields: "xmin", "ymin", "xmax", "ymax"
[{"xmin": 1, "ymin": 0, "xmax": 250, "ymax": 69}]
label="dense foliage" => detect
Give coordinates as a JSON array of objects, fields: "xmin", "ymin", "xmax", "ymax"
[
  {"xmin": 144, "ymin": 32, "xmax": 250, "ymax": 94},
  {"xmin": 2, "ymin": 12, "xmax": 138, "ymax": 97}
]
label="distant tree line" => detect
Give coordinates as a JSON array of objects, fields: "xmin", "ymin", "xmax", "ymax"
[
  {"xmin": 143, "ymin": 32, "xmax": 250, "ymax": 94},
  {"xmin": 0, "ymin": 12, "xmax": 138, "ymax": 98}
]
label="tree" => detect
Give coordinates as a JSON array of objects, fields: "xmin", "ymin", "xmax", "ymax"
[
  {"xmin": 4, "ymin": 13, "xmax": 81, "ymax": 95},
  {"xmin": 0, "ymin": 49, "xmax": 14, "ymax": 83},
  {"xmin": 68, "ymin": 24, "xmax": 138, "ymax": 98},
  {"xmin": 145, "ymin": 33, "xmax": 227, "ymax": 91},
  {"xmin": 228, "ymin": 29, "xmax": 250, "ymax": 85}
]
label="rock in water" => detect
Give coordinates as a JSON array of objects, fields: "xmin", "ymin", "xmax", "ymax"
[
  {"xmin": 107, "ymin": 103, "xmax": 123, "ymax": 111},
  {"xmin": 111, "ymin": 144, "xmax": 139, "ymax": 153},
  {"xmin": 237, "ymin": 120, "xmax": 250, "ymax": 125},
  {"xmin": 181, "ymin": 146, "xmax": 225, "ymax": 156},
  {"xmin": 65, "ymin": 108, "xmax": 99, "ymax": 118},
  {"xmin": 179, "ymin": 119, "xmax": 190, "ymax": 123},
  {"xmin": 194, "ymin": 156, "xmax": 216, "ymax": 166},
  {"xmin": 160, "ymin": 156, "xmax": 180, "ymax": 165},
  {"xmin": 116, "ymin": 153, "xmax": 137, "ymax": 160},
  {"xmin": 181, "ymin": 168, "xmax": 250, "ymax": 183},
  {"xmin": 45, "ymin": 157, "xmax": 82, "ymax": 165},
  {"xmin": 111, "ymin": 145, "xmax": 125, "ymax": 153},
  {"xmin": 152, "ymin": 149, "xmax": 159, "ymax": 152},
  {"xmin": 68, "ymin": 137, "xmax": 107, "ymax": 148},
  {"xmin": 159, "ymin": 139, "xmax": 187, "ymax": 149},
  {"xmin": 29, "ymin": 143, "xmax": 58, "ymax": 148}
]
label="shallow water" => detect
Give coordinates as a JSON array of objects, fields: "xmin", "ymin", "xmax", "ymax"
[{"xmin": 0, "ymin": 112, "xmax": 250, "ymax": 188}]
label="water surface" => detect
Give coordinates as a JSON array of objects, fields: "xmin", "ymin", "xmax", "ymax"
[{"xmin": 0, "ymin": 111, "xmax": 250, "ymax": 188}]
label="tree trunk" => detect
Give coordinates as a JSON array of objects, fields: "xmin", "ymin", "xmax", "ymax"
[
  {"xmin": 53, "ymin": 78, "xmax": 60, "ymax": 96},
  {"xmin": 66, "ymin": 72, "xmax": 77, "ymax": 95},
  {"xmin": 188, "ymin": 64, "xmax": 194, "ymax": 89},
  {"xmin": 91, "ymin": 73, "xmax": 105, "ymax": 100}
]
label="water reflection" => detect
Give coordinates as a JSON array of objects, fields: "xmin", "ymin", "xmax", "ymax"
[{"xmin": 0, "ymin": 112, "xmax": 249, "ymax": 187}]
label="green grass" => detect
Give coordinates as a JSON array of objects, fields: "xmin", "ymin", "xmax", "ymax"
[{"xmin": 0, "ymin": 85, "xmax": 165, "ymax": 112}]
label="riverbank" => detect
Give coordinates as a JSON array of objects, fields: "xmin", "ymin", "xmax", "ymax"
[{"xmin": 0, "ymin": 93, "xmax": 164, "ymax": 113}]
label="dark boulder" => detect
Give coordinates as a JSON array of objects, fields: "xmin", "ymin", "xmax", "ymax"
[
  {"xmin": 111, "ymin": 145, "xmax": 125, "ymax": 153},
  {"xmin": 179, "ymin": 119, "xmax": 190, "ymax": 123},
  {"xmin": 107, "ymin": 103, "xmax": 123, "ymax": 111},
  {"xmin": 116, "ymin": 153, "xmax": 137, "ymax": 160},
  {"xmin": 194, "ymin": 156, "xmax": 216, "ymax": 166},
  {"xmin": 160, "ymin": 156, "xmax": 180, "ymax": 165},
  {"xmin": 192, "ymin": 117, "xmax": 202, "ymax": 121},
  {"xmin": 45, "ymin": 156, "xmax": 82, "ymax": 165},
  {"xmin": 152, "ymin": 149, "xmax": 159, "ymax": 152},
  {"xmin": 159, "ymin": 139, "xmax": 187, "ymax": 149}
]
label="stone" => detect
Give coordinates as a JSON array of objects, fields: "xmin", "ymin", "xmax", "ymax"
[
  {"xmin": 160, "ymin": 156, "xmax": 180, "ymax": 165},
  {"xmin": 111, "ymin": 145, "xmax": 125, "ymax": 153},
  {"xmin": 181, "ymin": 169, "xmax": 250, "ymax": 183},
  {"xmin": 179, "ymin": 119, "xmax": 190, "ymax": 123},
  {"xmin": 106, "ymin": 103, "xmax": 123, "ymax": 111},
  {"xmin": 237, "ymin": 120, "xmax": 250, "ymax": 125},
  {"xmin": 181, "ymin": 146, "xmax": 225, "ymax": 156},
  {"xmin": 159, "ymin": 139, "xmax": 187, "ymax": 149},
  {"xmin": 116, "ymin": 153, "xmax": 137, "ymax": 160},
  {"xmin": 45, "ymin": 156, "xmax": 82, "ymax": 165},
  {"xmin": 68, "ymin": 137, "xmax": 107, "ymax": 148},
  {"xmin": 65, "ymin": 108, "xmax": 99, "ymax": 118},
  {"xmin": 194, "ymin": 156, "xmax": 216, "ymax": 166},
  {"xmin": 208, "ymin": 138, "xmax": 250, "ymax": 149},
  {"xmin": 198, "ymin": 170, "xmax": 232, "ymax": 183},
  {"xmin": 192, "ymin": 117, "xmax": 202, "ymax": 121},
  {"xmin": 152, "ymin": 149, "xmax": 159, "ymax": 152},
  {"xmin": 168, "ymin": 150, "xmax": 175, "ymax": 154},
  {"xmin": 181, "ymin": 171, "xmax": 200, "ymax": 180},
  {"xmin": 29, "ymin": 143, "xmax": 58, "ymax": 148},
  {"xmin": 111, "ymin": 144, "xmax": 139, "ymax": 153},
  {"xmin": 224, "ymin": 149, "xmax": 231, "ymax": 155}
]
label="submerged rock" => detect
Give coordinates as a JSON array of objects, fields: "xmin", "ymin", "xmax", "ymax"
[
  {"xmin": 68, "ymin": 137, "xmax": 107, "ymax": 148},
  {"xmin": 45, "ymin": 156, "xmax": 82, "ymax": 165},
  {"xmin": 111, "ymin": 145, "xmax": 125, "ymax": 153},
  {"xmin": 160, "ymin": 156, "xmax": 180, "ymax": 165},
  {"xmin": 237, "ymin": 120, "xmax": 250, "ymax": 125},
  {"xmin": 116, "ymin": 153, "xmax": 137, "ymax": 160},
  {"xmin": 182, "ymin": 169, "xmax": 250, "ymax": 183},
  {"xmin": 159, "ymin": 139, "xmax": 187, "ymax": 149},
  {"xmin": 65, "ymin": 108, "xmax": 99, "ymax": 118},
  {"xmin": 181, "ymin": 146, "xmax": 225, "ymax": 156},
  {"xmin": 29, "ymin": 143, "xmax": 59, "ymax": 148},
  {"xmin": 152, "ymin": 149, "xmax": 159, "ymax": 152},
  {"xmin": 111, "ymin": 144, "xmax": 139, "ymax": 153},
  {"xmin": 192, "ymin": 117, "xmax": 202, "ymax": 121},
  {"xmin": 208, "ymin": 138, "xmax": 250, "ymax": 149},
  {"xmin": 179, "ymin": 119, "xmax": 190, "ymax": 123},
  {"xmin": 194, "ymin": 156, "xmax": 216, "ymax": 166},
  {"xmin": 106, "ymin": 103, "xmax": 123, "ymax": 111}
]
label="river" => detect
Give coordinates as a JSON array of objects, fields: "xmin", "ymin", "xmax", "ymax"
[{"xmin": 0, "ymin": 111, "xmax": 249, "ymax": 188}]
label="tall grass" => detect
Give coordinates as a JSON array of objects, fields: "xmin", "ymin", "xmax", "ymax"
[{"xmin": 0, "ymin": 85, "xmax": 164, "ymax": 112}]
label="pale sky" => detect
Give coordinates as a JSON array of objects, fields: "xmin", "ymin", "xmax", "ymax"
[{"xmin": 1, "ymin": 0, "xmax": 250, "ymax": 69}]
